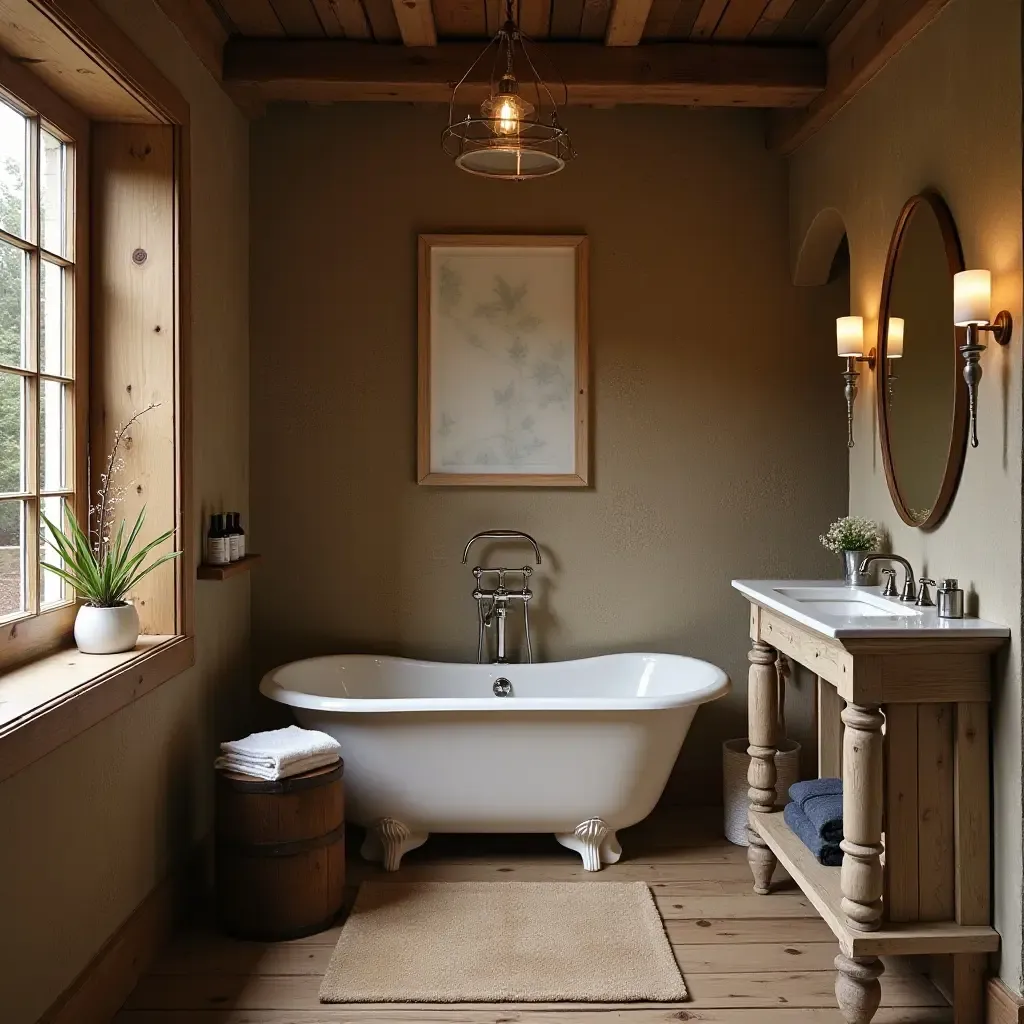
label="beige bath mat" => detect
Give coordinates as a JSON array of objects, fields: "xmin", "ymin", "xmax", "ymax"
[{"xmin": 319, "ymin": 881, "xmax": 687, "ymax": 1003}]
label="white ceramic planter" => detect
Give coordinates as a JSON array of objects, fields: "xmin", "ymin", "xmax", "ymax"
[{"xmin": 74, "ymin": 603, "xmax": 140, "ymax": 655}]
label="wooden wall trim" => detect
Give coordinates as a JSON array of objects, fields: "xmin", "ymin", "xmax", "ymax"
[
  {"xmin": 173, "ymin": 122, "xmax": 195, "ymax": 639},
  {"xmin": 38, "ymin": 838, "xmax": 205, "ymax": 1024},
  {"xmin": 0, "ymin": 42, "xmax": 89, "ymax": 137},
  {"xmin": 91, "ymin": 122, "xmax": 179, "ymax": 635},
  {"xmin": 769, "ymin": 0, "xmax": 957, "ymax": 154},
  {"xmin": 988, "ymin": 978, "xmax": 1024, "ymax": 1024},
  {"xmin": 0, "ymin": 0, "xmax": 196, "ymax": 727},
  {"xmin": 27, "ymin": 0, "xmax": 189, "ymax": 124},
  {"xmin": 223, "ymin": 37, "xmax": 826, "ymax": 108}
]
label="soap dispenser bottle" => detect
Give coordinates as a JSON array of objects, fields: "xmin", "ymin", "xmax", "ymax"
[{"xmin": 938, "ymin": 579, "xmax": 964, "ymax": 619}]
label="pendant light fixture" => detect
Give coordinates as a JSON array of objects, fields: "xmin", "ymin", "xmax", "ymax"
[{"xmin": 442, "ymin": 0, "xmax": 575, "ymax": 180}]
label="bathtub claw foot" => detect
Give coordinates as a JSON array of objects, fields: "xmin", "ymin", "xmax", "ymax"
[
  {"xmin": 555, "ymin": 818, "xmax": 622, "ymax": 871},
  {"xmin": 360, "ymin": 818, "xmax": 428, "ymax": 871}
]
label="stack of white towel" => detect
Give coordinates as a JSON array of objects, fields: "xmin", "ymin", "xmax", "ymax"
[{"xmin": 215, "ymin": 725, "xmax": 341, "ymax": 781}]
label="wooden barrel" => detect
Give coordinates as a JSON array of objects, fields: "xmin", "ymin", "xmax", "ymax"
[{"xmin": 215, "ymin": 761, "xmax": 345, "ymax": 940}]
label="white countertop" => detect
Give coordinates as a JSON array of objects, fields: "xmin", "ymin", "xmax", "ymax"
[{"xmin": 732, "ymin": 579, "xmax": 1010, "ymax": 640}]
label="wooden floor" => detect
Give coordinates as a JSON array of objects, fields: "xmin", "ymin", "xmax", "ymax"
[{"xmin": 116, "ymin": 810, "xmax": 951, "ymax": 1024}]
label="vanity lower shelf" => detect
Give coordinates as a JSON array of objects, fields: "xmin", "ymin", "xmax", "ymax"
[{"xmin": 749, "ymin": 809, "xmax": 998, "ymax": 958}]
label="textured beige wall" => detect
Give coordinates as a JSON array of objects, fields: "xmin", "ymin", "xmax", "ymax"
[
  {"xmin": 0, "ymin": 3, "xmax": 251, "ymax": 1021},
  {"xmin": 249, "ymin": 102, "xmax": 848, "ymax": 800},
  {"xmin": 790, "ymin": 0, "xmax": 1023, "ymax": 988}
]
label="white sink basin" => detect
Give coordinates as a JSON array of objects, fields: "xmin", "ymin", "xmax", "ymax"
[
  {"xmin": 731, "ymin": 580, "xmax": 1009, "ymax": 639},
  {"xmin": 774, "ymin": 587, "xmax": 922, "ymax": 619}
]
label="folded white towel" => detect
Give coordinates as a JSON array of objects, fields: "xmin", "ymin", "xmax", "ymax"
[
  {"xmin": 217, "ymin": 725, "xmax": 341, "ymax": 780},
  {"xmin": 215, "ymin": 750, "xmax": 340, "ymax": 781}
]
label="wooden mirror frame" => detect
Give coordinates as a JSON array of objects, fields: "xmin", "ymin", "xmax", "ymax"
[{"xmin": 877, "ymin": 192, "xmax": 968, "ymax": 530}]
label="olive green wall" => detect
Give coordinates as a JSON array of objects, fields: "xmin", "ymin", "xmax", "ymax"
[
  {"xmin": 249, "ymin": 102, "xmax": 849, "ymax": 802},
  {"xmin": 789, "ymin": 0, "xmax": 1024, "ymax": 989}
]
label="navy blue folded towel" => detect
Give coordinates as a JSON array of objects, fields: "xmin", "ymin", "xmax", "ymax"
[
  {"xmin": 789, "ymin": 777, "xmax": 843, "ymax": 844},
  {"xmin": 784, "ymin": 800, "xmax": 843, "ymax": 867}
]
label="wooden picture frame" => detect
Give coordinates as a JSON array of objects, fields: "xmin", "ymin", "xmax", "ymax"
[{"xmin": 417, "ymin": 234, "xmax": 589, "ymax": 487}]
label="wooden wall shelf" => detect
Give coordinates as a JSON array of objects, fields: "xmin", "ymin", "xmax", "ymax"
[{"xmin": 197, "ymin": 554, "xmax": 261, "ymax": 580}]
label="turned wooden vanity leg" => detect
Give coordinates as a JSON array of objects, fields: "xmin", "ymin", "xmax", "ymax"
[
  {"xmin": 835, "ymin": 953, "xmax": 884, "ymax": 1024},
  {"xmin": 840, "ymin": 703, "xmax": 885, "ymax": 931},
  {"xmin": 747, "ymin": 639, "xmax": 779, "ymax": 894}
]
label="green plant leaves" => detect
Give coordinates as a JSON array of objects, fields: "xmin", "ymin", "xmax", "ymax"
[{"xmin": 41, "ymin": 504, "xmax": 180, "ymax": 607}]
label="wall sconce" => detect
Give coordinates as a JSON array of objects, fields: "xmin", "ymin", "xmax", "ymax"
[
  {"xmin": 953, "ymin": 270, "xmax": 1013, "ymax": 448},
  {"xmin": 837, "ymin": 316, "xmax": 876, "ymax": 448}
]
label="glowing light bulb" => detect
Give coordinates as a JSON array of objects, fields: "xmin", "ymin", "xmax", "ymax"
[
  {"xmin": 481, "ymin": 80, "xmax": 534, "ymax": 137},
  {"xmin": 497, "ymin": 98, "xmax": 519, "ymax": 135}
]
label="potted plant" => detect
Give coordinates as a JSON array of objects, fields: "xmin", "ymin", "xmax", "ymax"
[
  {"xmin": 41, "ymin": 407, "xmax": 179, "ymax": 654},
  {"xmin": 819, "ymin": 515, "xmax": 883, "ymax": 587}
]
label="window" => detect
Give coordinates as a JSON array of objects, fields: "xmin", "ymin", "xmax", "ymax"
[{"xmin": 0, "ymin": 87, "xmax": 82, "ymax": 634}]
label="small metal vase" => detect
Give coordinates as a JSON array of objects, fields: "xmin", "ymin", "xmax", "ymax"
[{"xmin": 843, "ymin": 549, "xmax": 874, "ymax": 587}]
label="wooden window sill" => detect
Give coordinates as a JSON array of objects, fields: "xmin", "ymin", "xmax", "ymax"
[{"xmin": 0, "ymin": 633, "xmax": 195, "ymax": 783}]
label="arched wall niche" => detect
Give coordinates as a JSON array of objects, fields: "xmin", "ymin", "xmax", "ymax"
[{"xmin": 794, "ymin": 207, "xmax": 849, "ymax": 288}]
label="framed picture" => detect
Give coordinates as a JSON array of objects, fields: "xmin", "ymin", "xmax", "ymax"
[{"xmin": 417, "ymin": 234, "xmax": 589, "ymax": 486}]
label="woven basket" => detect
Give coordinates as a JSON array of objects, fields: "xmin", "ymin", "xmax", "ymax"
[{"xmin": 722, "ymin": 737, "xmax": 802, "ymax": 846}]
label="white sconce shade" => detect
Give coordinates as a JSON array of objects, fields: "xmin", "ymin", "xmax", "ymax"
[
  {"xmin": 887, "ymin": 317, "xmax": 905, "ymax": 358},
  {"xmin": 953, "ymin": 270, "xmax": 992, "ymax": 326},
  {"xmin": 836, "ymin": 316, "xmax": 865, "ymax": 358}
]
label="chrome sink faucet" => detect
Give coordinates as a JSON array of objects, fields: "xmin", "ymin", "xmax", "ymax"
[
  {"xmin": 461, "ymin": 531, "xmax": 542, "ymax": 664},
  {"xmin": 858, "ymin": 554, "xmax": 917, "ymax": 602}
]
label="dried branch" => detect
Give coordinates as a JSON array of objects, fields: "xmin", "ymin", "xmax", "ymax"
[{"xmin": 93, "ymin": 403, "xmax": 160, "ymax": 562}]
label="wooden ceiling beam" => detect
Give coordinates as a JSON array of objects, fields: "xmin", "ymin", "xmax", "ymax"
[
  {"xmin": 223, "ymin": 37, "xmax": 824, "ymax": 106},
  {"xmin": 392, "ymin": 0, "xmax": 438, "ymax": 44},
  {"xmin": 604, "ymin": 0, "xmax": 655, "ymax": 46},
  {"xmin": 153, "ymin": 0, "xmax": 227, "ymax": 79},
  {"xmin": 769, "ymin": 0, "xmax": 956, "ymax": 153},
  {"xmin": 150, "ymin": 0, "xmax": 265, "ymax": 115}
]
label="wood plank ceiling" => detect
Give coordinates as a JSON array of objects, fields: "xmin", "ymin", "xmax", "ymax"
[
  {"xmin": 158, "ymin": 0, "xmax": 952, "ymax": 152},
  {"xmin": 207, "ymin": 0, "xmax": 870, "ymax": 46}
]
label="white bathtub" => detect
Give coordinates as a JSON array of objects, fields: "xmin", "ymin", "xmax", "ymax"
[{"xmin": 259, "ymin": 653, "xmax": 730, "ymax": 870}]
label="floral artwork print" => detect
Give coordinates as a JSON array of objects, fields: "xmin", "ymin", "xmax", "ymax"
[{"xmin": 429, "ymin": 245, "xmax": 577, "ymax": 475}]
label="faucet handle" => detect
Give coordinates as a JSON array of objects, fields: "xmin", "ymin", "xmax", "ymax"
[
  {"xmin": 880, "ymin": 568, "xmax": 898, "ymax": 597},
  {"xmin": 916, "ymin": 578, "xmax": 936, "ymax": 608}
]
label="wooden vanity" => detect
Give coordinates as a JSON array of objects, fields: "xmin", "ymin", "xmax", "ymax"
[{"xmin": 734, "ymin": 580, "xmax": 1009, "ymax": 1024}]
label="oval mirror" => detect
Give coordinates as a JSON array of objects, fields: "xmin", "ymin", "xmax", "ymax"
[{"xmin": 877, "ymin": 193, "xmax": 967, "ymax": 529}]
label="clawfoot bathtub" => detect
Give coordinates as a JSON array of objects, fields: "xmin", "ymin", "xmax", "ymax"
[{"xmin": 259, "ymin": 653, "xmax": 730, "ymax": 870}]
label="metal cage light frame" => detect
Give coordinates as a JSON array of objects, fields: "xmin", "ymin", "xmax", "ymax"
[{"xmin": 442, "ymin": 0, "xmax": 575, "ymax": 180}]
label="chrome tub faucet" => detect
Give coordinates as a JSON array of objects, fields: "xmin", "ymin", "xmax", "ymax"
[
  {"xmin": 462, "ymin": 531, "xmax": 542, "ymax": 665},
  {"xmin": 462, "ymin": 530, "xmax": 542, "ymax": 566}
]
